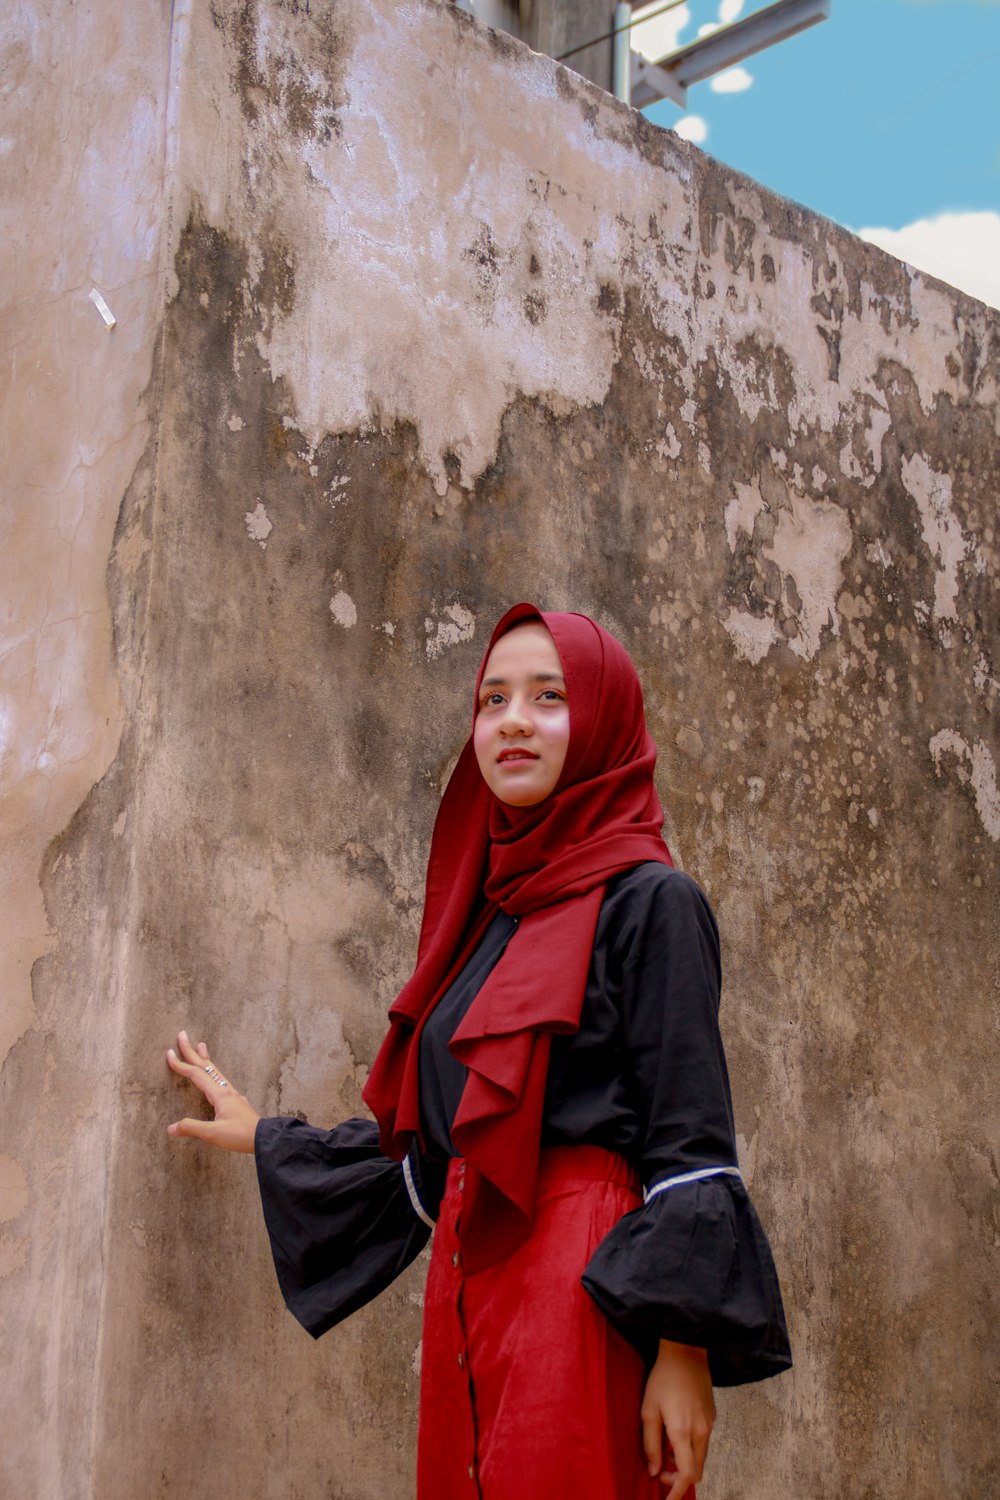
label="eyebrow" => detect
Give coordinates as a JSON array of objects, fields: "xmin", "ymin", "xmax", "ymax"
[{"xmin": 480, "ymin": 672, "xmax": 566, "ymax": 688}]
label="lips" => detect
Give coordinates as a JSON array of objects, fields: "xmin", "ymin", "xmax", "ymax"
[{"xmin": 497, "ymin": 749, "xmax": 539, "ymax": 762}]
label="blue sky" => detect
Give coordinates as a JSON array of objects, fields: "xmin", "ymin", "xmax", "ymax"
[{"xmin": 633, "ymin": 0, "xmax": 1000, "ymax": 306}]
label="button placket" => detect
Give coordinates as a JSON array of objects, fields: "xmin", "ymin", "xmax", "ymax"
[{"xmin": 451, "ymin": 1169, "xmax": 481, "ymax": 1495}]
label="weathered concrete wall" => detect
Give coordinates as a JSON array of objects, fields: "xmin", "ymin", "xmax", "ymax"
[
  {"xmin": 2, "ymin": 2, "xmax": 998, "ymax": 1497},
  {"xmin": 0, "ymin": 0, "xmax": 173, "ymax": 1491}
]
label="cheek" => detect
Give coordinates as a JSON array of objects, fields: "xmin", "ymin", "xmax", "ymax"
[
  {"xmin": 547, "ymin": 709, "xmax": 571, "ymax": 768},
  {"xmin": 472, "ymin": 714, "xmax": 492, "ymax": 777}
]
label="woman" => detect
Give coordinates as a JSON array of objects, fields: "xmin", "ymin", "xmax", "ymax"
[{"xmin": 167, "ymin": 604, "xmax": 791, "ymax": 1499}]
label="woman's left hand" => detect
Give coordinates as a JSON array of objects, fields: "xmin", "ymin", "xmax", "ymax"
[
  {"xmin": 166, "ymin": 1030, "xmax": 260, "ymax": 1153},
  {"xmin": 641, "ymin": 1339, "xmax": 716, "ymax": 1498}
]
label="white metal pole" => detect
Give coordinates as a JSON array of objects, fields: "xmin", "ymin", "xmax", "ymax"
[{"xmin": 612, "ymin": 2, "xmax": 632, "ymax": 103}]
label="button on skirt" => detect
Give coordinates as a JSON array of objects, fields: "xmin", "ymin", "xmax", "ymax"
[{"xmin": 417, "ymin": 1146, "xmax": 676, "ymax": 1500}]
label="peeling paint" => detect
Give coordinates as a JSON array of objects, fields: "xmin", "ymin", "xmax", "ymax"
[
  {"xmin": 656, "ymin": 425, "xmax": 681, "ymax": 462},
  {"xmin": 425, "ymin": 603, "xmax": 475, "ymax": 659},
  {"xmin": 724, "ymin": 487, "xmax": 853, "ymax": 662},
  {"xmin": 244, "ymin": 501, "xmax": 273, "ymax": 547},
  {"xmin": 901, "ymin": 454, "xmax": 970, "ymax": 621},
  {"xmin": 867, "ymin": 406, "xmax": 892, "ymax": 473},
  {"xmin": 972, "ymin": 653, "xmax": 999, "ymax": 698},
  {"xmin": 724, "ymin": 480, "xmax": 765, "ymax": 552},
  {"xmin": 329, "ymin": 591, "xmax": 357, "ymax": 627},
  {"xmin": 929, "ymin": 730, "xmax": 1000, "ymax": 841}
]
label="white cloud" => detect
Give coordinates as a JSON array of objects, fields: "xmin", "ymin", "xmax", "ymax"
[
  {"xmin": 631, "ymin": 2, "xmax": 690, "ymax": 62},
  {"xmin": 673, "ymin": 114, "xmax": 708, "ymax": 144},
  {"xmin": 698, "ymin": 1, "xmax": 744, "ymax": 42},
  {"xmin": 857, "ymin": 211, "xmax": 1000, "ymax": 311},
  {"xmin": 710, "ymin": 65, "xmax": 753, "ymax": 93}
]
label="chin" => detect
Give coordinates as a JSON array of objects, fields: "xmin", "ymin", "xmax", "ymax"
[{"xmin": 493, "ymin": 782, "xmax": 551, "ymax": 808}]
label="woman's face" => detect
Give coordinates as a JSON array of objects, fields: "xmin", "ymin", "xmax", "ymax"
[{"xmin": 473, "ymin": 621, "xmax": 570, "ymax": 807}]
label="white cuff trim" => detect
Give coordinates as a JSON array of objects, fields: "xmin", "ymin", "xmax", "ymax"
[
  {"xmin": 645, "ymin": 1165, "xmax": 743, "ymax": 1202},
  {"xmin": 402, "ymin": 1154, "xmax": 436, "ymax": 1229}
]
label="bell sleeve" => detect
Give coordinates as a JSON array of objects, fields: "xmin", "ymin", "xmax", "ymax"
[
  {"xmin": 254, "ymin": 1115, "xmax": 446, "ymax": 1339},
  {"xmin": 580, "ymin": 868, "xmax": 792, "ymax": 1386}
]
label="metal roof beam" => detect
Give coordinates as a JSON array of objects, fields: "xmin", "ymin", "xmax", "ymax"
[
  {"xmin": 631, "ymin": 54, "xmax": 688, "ymax": 110},
  {"xmin": 631, "ymin": 0, "xmax": 831, "ymax": 109}
]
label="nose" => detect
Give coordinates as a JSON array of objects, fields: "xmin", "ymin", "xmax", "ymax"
[{"xmin": 498, "ymin": 693, "xmax": 532, "ymax": 734}]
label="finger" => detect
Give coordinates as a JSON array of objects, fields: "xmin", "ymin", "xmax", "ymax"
[
  {"xmin": 166, "ymin": 1046, "xmax": 210, "ymax": 1086},
  {"xmin": 661, "ymin": 1464, "xmax": 696, "ymax": 1500},
  {"xmin": 675, "ymin": 1414, "xmax": 711, "ymax": 1481},
  {"xmin": 169, "ymin": 1034, "xmax": 232, "ymax": 1093},
  {"xmin": 176, "ymin": 1030, "xmax": 203, "ymax": 1065},
  {"xmin": 194, "ymin": 1042, "xmax": 234, "ymax": 1088},
  {"xmin": 167, "ymin": 1116, "xmax": 218, "ymax": 1142},
  {"xmin": 689, "ymin": 1419, "xmax": 711, "ymax": 1477},
  {"xmin": 660, "ymin": 1434, "xmax": 697, "ymax": 1499},
  {"xmin": 166, "ymin": 1045, "xmax": 200, "ymax": 1080},
  {"xmin": 641, "ymin": 1411, "xmax": 663, "ymax": 1479},
  {"xmin": 183, "ymin": 1033, "xmax": 231, "ymax": 1090}
]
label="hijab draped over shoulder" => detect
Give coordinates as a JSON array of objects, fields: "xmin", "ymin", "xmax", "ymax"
[{"xmin": 363, "ymin": 603, "xmax": 671, "ymax": 1270}]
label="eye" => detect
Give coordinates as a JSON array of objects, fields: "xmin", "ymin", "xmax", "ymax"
[
  {"xmin": 480, "ymin": 691, "xmax": 506, "ymax": 708},
  {"xmin": 538, "ymin": 689, "xmax": 565, "ymax": 702}
]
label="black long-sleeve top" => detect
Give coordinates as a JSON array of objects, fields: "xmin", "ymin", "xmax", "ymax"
[{"xmin": 255, "ymin": 863, "xmax": 792, "ymax": 1386}]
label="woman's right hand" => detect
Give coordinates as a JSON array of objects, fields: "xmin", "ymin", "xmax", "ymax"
[
  {"xmin": 641, "ymin": 1340, "xmax": 715, "ymax": 1499},
  {"xmin": 166, "ymin": 1030, "xmax": 260, "ymax": 1153}
]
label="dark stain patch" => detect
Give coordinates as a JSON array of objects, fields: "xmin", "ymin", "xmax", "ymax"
[
  {"xmin": 696, "ymin": 166, "xmax": 736, "ymax": 260},
  {"xmin": 463, "ymin": 222, "xmax": 502, "ymax": 319},
  {"xmin": 528, "ymin": 253, "xmax": 541, "ymax": 276},
  {"xmin": 957, "ymin": 323, "xmax": 991, "ymax": 397},
  {"xmin": 522, "ymin": 292, "xmax": 546, "ymax": 325},
  {"xmin": 597, "ymin": 282, "xmax": 620, "ymax": 315},
  {"xmin": 268, "ymin": 416, "xmax": 292, "ymax": 461},
  {"xmin": 255, "ymin": 231, "xmax": 296, "ymax": 324},
  {"xmin": 724, "ymin": 216, "xmax": 757, "ymax": 278},
  {"xmin": 761, "ymin": 253, "xmax": 776, "ymax": 283},
  {"xmin": 171, "ymin": 215, "xmax": 251, "ymax": 389},
  {"xmin": 211, "ymin": 0, "xmax": 343, "ymax": 143},
  {"xmin": 478, "ymin": 20, "xmax": 524, "ymax": 66},
  {"xmin": 811, "ymin": 289, "xmax": 845, "ymax": 324},
  {"xmin": 525, "ymin": 173, "xmax": 553, "ymax": 204},
  {"xmin": 721, "ymin": 334, "xmax": 796, "ymax": 418},
  {"xmin": 817, "ymin": 324, "xmax": 842, "ymax": 382},
  {"xmin": 442, "ymin": 450, "xmax": 462, "ymax": 485},
  {"xmin": 173, "ymin": 202, "xmax": 296, "ymax": 352},
  {"xmin": 465, "ymin": 222, "xmax": 499, "ymax": 276},
  {"xmin": 553, "ymin": 64, "xmax": 599, "ymax": 128}
]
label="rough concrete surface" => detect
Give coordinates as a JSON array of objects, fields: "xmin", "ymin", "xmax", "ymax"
[{"xmin": 2, "ymin": 1, "xmax": 997, "ymax": 1497}]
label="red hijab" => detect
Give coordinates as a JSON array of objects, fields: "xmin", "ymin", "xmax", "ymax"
[{"xmin": 362, "ymin": 604, "xmax": 671, "ymax": 1270}]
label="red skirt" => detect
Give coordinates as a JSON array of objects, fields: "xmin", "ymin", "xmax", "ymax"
[{"xmin": 418, "ymin": 1146, "xmax": 676, "ymax": 1500}]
